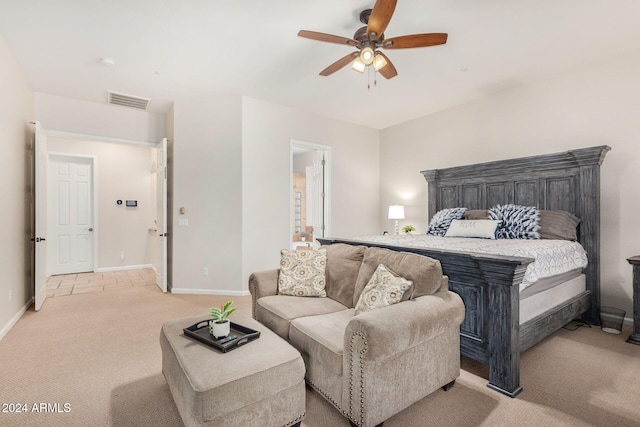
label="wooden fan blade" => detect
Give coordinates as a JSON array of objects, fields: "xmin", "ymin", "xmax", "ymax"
[
  {"xmin": 298, "ymin": 30, "xmax": 358, "ymax": 47},
  {"xmin": 376, "ymin": 52, "xmax": 397, "ymax": 79},
  {"xmin": 367, "ymin": 0, "xmax": 397, "ymax": 40},
  {"xmin": 319, "ymin": 52, "xmax": 359, "ymax": 76},
  {"xmin": 382, "ymin": 33, "xmax": 448, "ymax": 49}
]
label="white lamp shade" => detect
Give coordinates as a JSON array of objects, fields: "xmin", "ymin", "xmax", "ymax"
[
  {"xmin": 360, "ymin": 47, "xmax": 375, "ymax": 65},
  {"xmin": 351, "ymin": 57, "xmax": 366, "ymax": 73},
  {"xmin": 373, "ymin": 53, "xmax": 387, "ymax": 71},
  {"xmin": 388, "ymin": 205, "xmax": 405, "ymax": 220}
]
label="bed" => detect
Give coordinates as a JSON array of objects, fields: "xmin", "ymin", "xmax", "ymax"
[{"xmin": 318, "ymin": 145, "xmax": 610, "ymax": 397}]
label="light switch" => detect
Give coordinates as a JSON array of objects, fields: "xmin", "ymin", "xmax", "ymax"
[
  {"xmin": 179, "ymin": 207, "xmax": 185, "ymax": 215},
  {"xmin": 178, "ymin": 218, "xmax": 189, "ymax": 227}
]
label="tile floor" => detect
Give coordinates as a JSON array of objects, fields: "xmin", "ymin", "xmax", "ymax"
[{"xmin": 46, "ymin": 268, "xmax": 158, "ymax": 297}]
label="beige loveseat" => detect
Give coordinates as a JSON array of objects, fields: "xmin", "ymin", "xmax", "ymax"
[{"xmin": 249, "ymin": 244, "xmax": 465, "ymax": 427}]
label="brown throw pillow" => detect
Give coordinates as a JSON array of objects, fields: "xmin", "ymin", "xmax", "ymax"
[
  {"xmin": 464, "ymin": 209, "xmax": 490, "ymax": 220},
  {"xmin": 538, "ymin": 210, "xmax": 581, "ymax": 241}
]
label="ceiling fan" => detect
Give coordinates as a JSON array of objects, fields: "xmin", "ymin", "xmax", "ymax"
[{"xmin": 298, "ymin": 0, "xmax": 448, "ymax": 79}]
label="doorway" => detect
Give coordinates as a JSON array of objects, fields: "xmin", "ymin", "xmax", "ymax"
[
  {"xmin": 37, "ymin": 130, "xmax": 168, "ymax": 301},
  {"xmin": 47, "ymin": 154, "xmax": 96, "ymax": 275},
  {"xmin": 290, "ymin": 140, "xmax": 331, "ymax": 249}
]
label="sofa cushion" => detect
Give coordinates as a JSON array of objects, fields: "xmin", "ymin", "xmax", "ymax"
[
  {"xmin": 256, "ymin": 295, "xmax": 348, "ymax": 341},
  {"xmin": 278, "ymin": 248, "xmax": 327, "ymax": 297},
  {"xmin": 354, "ymin": 247, "xmax": 444, "ymax": 305},
  {"xmin": 289, "ymin": 309, "xmax": 355, "ymax": 376},
  {"xmin": 323, "ymin": 243, "xmax": 366, "ymax": 308},
  {"xmin": 354, "ymin": 264, "xmax": 412, "ymax": 315}
]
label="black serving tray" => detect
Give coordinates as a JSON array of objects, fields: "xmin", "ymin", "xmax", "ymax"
[{"xmin": 183, "ymin": 319, "xmax": 261, "ymax": 353}]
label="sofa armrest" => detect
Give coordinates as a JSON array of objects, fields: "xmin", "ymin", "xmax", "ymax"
[
  {"xmin": 344, "ymin": 290, "xmax": 464, "ymax": 361},
  {"xmin": 248, "ymin": 269, "xmax": 279, "ymax": 319},
  {"xmin": 342, "ymin": 290, "xmax": 464, "ymax": 426}
]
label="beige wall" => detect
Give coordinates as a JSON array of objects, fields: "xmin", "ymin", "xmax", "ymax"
[
  {"xmin": 47, "ymin": 137, "xmax": 156, "ymax": 270},
  {"xmin": 170, "ymin": 96, "xmax": 243, "ymax": 294},
  {"xmin": 0, "ymin": 34, "xmax": 34, "ymax": 338},
  {"xmin": 380, "ymin": 48, "xmax": 640, "ymax": 317},
  {"xmin": 35, "ymin": 92, "xmax": 165, "ymax": 143},
  {"xmin": 168, "ymin": 96, "xmax": 381, "ymax": 294},
  {"xmin": 241, "ymin": 97, "xmax": 381, "ymax": 285}
]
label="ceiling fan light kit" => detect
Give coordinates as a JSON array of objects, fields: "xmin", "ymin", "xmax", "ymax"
[
  {"xmin": 373, "ymin": 53, "xmax": 387, "ymax": 71},
  {"xmin": 360, "ymin": 46, "xmax": 375, "ymax": 65},
  {"xmin": 297, "ymin": 0, "xmax": 448, "ymax": 84},
  {"xmin": 352, "ymin": 58, "xmax": 366, "ymax": 73}
]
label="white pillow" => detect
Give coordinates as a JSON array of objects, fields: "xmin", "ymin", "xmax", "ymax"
[{"xmin": 445, "ymin": 219, "xmax": 499, "ymax": 239}]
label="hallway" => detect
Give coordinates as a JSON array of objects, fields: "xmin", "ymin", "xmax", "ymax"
[{"xmin": 46, "ymin": 268, "xmax": 157, "ymax": 297}]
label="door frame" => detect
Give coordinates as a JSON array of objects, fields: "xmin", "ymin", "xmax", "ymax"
[
  {"xmin": 47, "ymin": 152, "xmax": 98, "ymax": 276},
  {"xmin": 41, "ymin": 129, "xmax": 169, "ymax": 289},
  {"xmin": 33, "ymin": 121, "xmax": 47, "ymax": 311},
  {"xmin": 289, "ymin": 140, "xmax": 331, "ymax": 244},
  {"xmin": 155, "ymin": 138, "xmax": 168, "ymax": 293}
]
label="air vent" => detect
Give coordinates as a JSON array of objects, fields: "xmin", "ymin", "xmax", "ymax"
[{"xmin": 107, "ymin": 91, "xmax": 151, "ymax": 110}]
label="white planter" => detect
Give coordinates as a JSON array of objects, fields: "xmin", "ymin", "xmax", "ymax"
[{"xmin": 210, "ymin": 320, "xmax": 230, "ymax": 338}]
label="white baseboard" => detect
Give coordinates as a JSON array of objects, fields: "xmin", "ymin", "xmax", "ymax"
[
  {"xmin": 96, "ymin": 264, "xmax": 153, "ymax": 273},
  {"xmin": 0, "ymin": 297, "xmax": 34, "ymax": 341},
  {"xmin": 170, "ymin": 288, "xmax": 250, "ymax": 297}
]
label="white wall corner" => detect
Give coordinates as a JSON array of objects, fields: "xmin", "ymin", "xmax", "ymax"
[{"xmin": 0, "ymin": 298, "xmax": 34, "ymax": 342}]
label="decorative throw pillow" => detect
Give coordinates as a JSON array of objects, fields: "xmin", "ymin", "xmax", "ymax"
[
  {"xmin": 463, "ymin": 209, "xmax": 490, "ymax": 220},
  {"xmin": 445, "ymin": 219, "xmax": 499, "ymax": 239},
  {"xmin": 278, "ymin": 248, "xmax": 327, "ymax": 297},
  {"xmin": 538, "ymin": 210, "xmax": 581, "ymax": 241},
  {"xmin": 427, "ymin": 207, "xmax": 467, "ymax": 236},
  {"xmin": 489, "ymin": 204, "xmax": 540, "ymax": 239},
  {"xmin": 354, "ymin": 264, "xmax": 412, "ymax": 315}
]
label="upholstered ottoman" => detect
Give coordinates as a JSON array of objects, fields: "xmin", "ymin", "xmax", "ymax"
[{"xmin": 160, "ymin": 313, "xmax": 305, "ymax": 427}]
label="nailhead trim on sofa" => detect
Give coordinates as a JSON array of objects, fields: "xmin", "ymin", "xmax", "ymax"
[{"xmin": 349, "ymin": 331, "xmax": 368, "ymax": 426}]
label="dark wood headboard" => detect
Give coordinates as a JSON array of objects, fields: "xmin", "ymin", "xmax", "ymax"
[{"xmin": 420, "ymin": 145, "xmax": 611, "ymax": 323}]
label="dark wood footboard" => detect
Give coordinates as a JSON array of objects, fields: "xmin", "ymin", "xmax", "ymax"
[{"xmin": 318, "ymin": 237, "xmax": 532, "ymax": 397}]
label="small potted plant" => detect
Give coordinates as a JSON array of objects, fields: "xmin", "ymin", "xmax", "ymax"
[
  {"xmin": 402, "ymin": 225, "xmax": 415, "ymax": 234},
  {"xmin": 209, "ymin": 301, "xmax": 236, "ymax": 339}
]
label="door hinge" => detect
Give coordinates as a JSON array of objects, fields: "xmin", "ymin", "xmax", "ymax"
[
  {"xmin": 164, "ymin": 166, "xmax": 167, "ymax": 179},
  {"xmin": 321, "ymin": 159, "xmax": 326, "ymax": 166}
]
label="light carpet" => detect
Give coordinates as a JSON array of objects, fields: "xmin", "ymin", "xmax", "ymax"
[{"xmin": 0, "ymin": 284, "xmax": 639, "ymax": 427}]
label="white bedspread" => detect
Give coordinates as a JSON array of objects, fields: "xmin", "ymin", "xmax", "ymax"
[{"xmin": 351, "ymin": 235, "xmax": 588, "ymax": 292}]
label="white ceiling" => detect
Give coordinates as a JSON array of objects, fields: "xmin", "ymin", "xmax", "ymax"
[{"xmin": 2, "ymin": 0, "xmax": 640, "ymax": 130}]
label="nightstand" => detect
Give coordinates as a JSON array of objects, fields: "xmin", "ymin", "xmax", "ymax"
[{"xmin": 626, "ymin": 256, "xmax": 640, "ymax": 345}]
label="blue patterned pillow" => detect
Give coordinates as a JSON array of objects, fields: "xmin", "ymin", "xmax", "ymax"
[
  {"xmin": 427, "ymin": 208, "xmax": 467, "ymax": 236},
  {"xmin": 489, "ymin": 204, "xmax": 540, "ymax": 239}
]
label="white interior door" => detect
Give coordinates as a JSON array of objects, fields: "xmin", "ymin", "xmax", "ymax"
[
  {"xmin": 155, "ymin": 138, "xmax": 168, "ymax": 292},
  {"xmin": 33, "ymin": 122, "xmax": 48, "ymax": 311},
  {"xmin": 48, "ymin": 156, "xmax": 94, "ymax": 275}
]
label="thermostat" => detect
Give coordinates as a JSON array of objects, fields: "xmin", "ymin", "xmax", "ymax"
[{"xmin": 126, "ymin": 200, "xmax": 138, "ymax": 207}]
